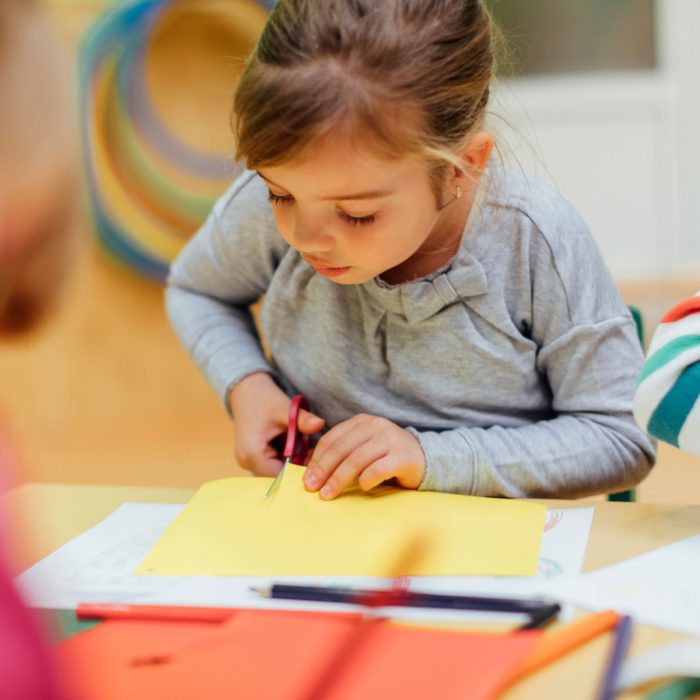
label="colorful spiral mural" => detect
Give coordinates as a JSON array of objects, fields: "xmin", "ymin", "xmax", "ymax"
[{"xmin": 80, "ymin": 0, "xmax": 273, "ymax": 280}]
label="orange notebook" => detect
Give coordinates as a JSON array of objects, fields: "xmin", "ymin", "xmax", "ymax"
[{"xmin": 57, "ymin": 609, "xmax": 540, "ymax": 700}]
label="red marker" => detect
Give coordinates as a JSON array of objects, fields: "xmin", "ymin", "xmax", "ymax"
[{"xmin": 76, "ymin": 602, "xmax": 237, "ymax": 624}]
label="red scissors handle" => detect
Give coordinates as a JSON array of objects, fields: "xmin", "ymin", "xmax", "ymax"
[{"xmin": 283, "ymin": 395, "xmax": 313, "ymax": 465}]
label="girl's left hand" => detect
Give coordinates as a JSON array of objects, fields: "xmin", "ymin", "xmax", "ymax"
[{"xmin": 303, "ymin": 414, "xmax": 425, "ymax": 499}]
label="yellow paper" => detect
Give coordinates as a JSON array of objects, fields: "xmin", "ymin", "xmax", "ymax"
[{"xmin": 138, "ymin": 465, "xmax": 547, "ymax": 577}]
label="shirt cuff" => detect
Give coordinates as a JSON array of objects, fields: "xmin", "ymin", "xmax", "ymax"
[{"xmin": 406, "ymin": 427, "xmax": 478, "ymax": 495}]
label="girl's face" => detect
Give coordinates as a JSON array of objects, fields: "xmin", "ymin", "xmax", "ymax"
[{"xmin": 257, "ymin": 129, "xmax": 474, "ymax": 285}]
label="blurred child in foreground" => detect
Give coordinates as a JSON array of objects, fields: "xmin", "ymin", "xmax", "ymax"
[{"xmin": 1, "ymin": 0, "xmax": 78, "ymax": 697}]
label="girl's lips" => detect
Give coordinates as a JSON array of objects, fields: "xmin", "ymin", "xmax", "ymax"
[
  {"xmin": 303, "ymin": 258, "xmax": 351, "ymax": 277},
  {"xmin": 312, "ymin": 265, "xmax": 351, "ymax": 278}
]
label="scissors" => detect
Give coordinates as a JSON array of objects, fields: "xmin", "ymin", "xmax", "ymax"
[{"xmin": 264, "ymin": 394, "xmax": 314, "ymax": 500}]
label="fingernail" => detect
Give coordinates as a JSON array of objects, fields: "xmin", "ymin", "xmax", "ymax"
[
  {"xmin": 305, "ymin": 472, "xmax": 318, "ymax": 489},
  {"xmin": 320, "ymin": 485, "xmax": 332, "ymax": 499}
]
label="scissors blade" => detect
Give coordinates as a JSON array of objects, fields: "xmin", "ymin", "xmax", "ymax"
[
  {"xmin": 264, "ymin": 458, "xmax": 289, "ymax": 501},
  {"xmin": 263, "ymin": 394, "xmax": 311, "ymax": 503}
]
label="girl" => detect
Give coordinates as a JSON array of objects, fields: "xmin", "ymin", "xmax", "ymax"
[{"xmin": 166, "ymin": 0, "xmax": 655, "ymax": 500}]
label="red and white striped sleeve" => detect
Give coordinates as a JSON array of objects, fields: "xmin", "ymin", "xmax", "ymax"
[{"xmin": 634, "ymin": 291, "xmax": 700, "ymax": 455}]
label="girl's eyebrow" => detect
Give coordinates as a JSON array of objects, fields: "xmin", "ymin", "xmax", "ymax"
[{"xmin": 256, "ymin": 171, "xmax": 393, "ymax": 201}]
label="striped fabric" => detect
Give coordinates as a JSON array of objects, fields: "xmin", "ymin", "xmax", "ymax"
[{"xmin": 634, "ymin": 291, "xmax": 700, "ymax": 455}]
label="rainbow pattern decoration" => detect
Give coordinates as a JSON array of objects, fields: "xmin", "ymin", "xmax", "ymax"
[{"xmin": 80, "ymin": 0, "xmax": 272, "ymax": 280}]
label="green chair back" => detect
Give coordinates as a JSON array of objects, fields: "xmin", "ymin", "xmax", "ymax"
[{"xmin": 608, "ymin": 305, "xmax": 644, "ymax": 502}]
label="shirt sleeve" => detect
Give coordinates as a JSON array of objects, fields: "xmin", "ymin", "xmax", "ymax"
[
  {"xmin": 165, "ymin": 171, "xmax": 288, "ymax": 410},
  {"xmin": 634, "ymin": 291, "xmax": 700, "ymax": 455},
  {"xmin": 414, "ymin": 204, "xmax": 657, "ymax": 499}
]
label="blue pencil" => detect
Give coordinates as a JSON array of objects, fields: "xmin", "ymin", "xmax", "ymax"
[{"xmin": 597, "ymin": 614, "xmax": 633, "ymax": 700}]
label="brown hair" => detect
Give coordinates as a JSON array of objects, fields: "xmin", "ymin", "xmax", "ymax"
[{"xmin": 233, "ymin": 0, "xmax": 496, "ymax": 191}]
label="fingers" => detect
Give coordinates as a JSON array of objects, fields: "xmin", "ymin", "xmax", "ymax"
[
  {"xmin": 357, "ymin": 456, "xmax": 398, "ymax": 492},
  {"xmin": 304, "ymin": 417, "xmax": 366, "ymax": 492},
  {"xmin": 303, "ymin": 415, "xmax": 426, "ymax": 498},
  {"xmin": 234, "ymin": 396, "xmax": 324, "ymax": 477},
  {"xmin": 235, "ymin": 434, "xmax": 284, "ymax": 477},
  {"xmin": 235, "ymin": 449, "xmax": 283, "ymax": 477},
  {"xmin": 304, "ymin": 415, "xmax": 393, "ymax": 499},
  {"xmin": 255, "ymin": 456, "xmax": 285, "ymax": 478},
  {"xmin": 230, "ymin": 383, "xmax": 325, "ymax": 478},
  {"xmin": 318, "ymin": 438, "xmax": 389, "ymax": 500},
  {"xmin": 297, "ymin": 408, "xmax": 325, "ymax": 434}
]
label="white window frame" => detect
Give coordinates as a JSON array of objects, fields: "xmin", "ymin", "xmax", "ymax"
[{"xmin": 492, "ymin": 0, "xmax": 700, "ymax": 283}]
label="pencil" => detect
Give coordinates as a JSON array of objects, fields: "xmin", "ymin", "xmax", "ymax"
[
  {"xmin": 517, "ymin": 603, "xmax": 562, "ymax": 631},
  {"xmin": 509, "ymin": 609, "xmax": 621, "ymax": 682},
  {"xmin": 251, "ymin": 584, "xmax": 553, "ymax": 615},
  {"xmin": 76, "ymin": 602, "xmax": 236, "ymax": 624},
  {"xmin": 596, "ymin": 615, "xmax": 633, "ymax": 700}
]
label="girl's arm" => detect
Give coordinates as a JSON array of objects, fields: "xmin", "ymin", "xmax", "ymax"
[
  {"xmin": 165, "ymin": 171, "xmax": 285, "ymax": 411},
  {"xmin": 413, "ymin": 324, "xmax": 658, "ymax": 499},
  {"xmin": 633, "ymin": 292, "xmax": 700, "ymax": 456},
  {"xmin": 166, "ymin": 172, "xmax": 327, "ymax": 474},
  {"xmin": 306, "ymin": 315, "xmax": 656, "ymax": 500},
  {"xmin": 411, "ymin": 209, "xmax": 658, "ymax": 499}
]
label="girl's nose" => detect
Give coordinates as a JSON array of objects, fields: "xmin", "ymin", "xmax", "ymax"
[{"xmin": 292, "ymin": 214, "xmax": 333, "ymax": 253}]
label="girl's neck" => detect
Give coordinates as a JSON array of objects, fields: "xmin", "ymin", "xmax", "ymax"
[{"xmin": 379, "ymin": 192, "xmax": 474, "ymax": 286}]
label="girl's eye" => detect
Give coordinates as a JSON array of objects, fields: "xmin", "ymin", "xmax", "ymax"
[
  {"xmin": 337, "ymin": 210, "xmax": 376, "ymax": 227},
  {"xmin": 267, "ymin": 190, "xmax": 293, "ymax": 205},
  {"xmin": 267, "ymin": 190, "xmax": 375, "ymax": 227}
]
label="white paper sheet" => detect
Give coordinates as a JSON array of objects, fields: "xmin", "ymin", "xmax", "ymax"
[
  {"xmin": 15, "ymin": 503, "xmax": 593, "ymax": 621},
  {"xmin": 617, "ymin": 641, "xmax": 700, "ymax": 691},
  {"xmin": 551, "ymin": 532, "xmax": 700, "ymax": 638}
]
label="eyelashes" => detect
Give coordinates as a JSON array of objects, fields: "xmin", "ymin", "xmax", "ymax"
[
  {"xmin": 337, "ymin": 211, "xmax": 376, "ymax": 227},
  {"xmin": 267, "ymin": 190, "xmax": 376, "ymax": 227},
  {"xmin": 267, "ymin": 191, "xmax": 293, "ymax": 206}
]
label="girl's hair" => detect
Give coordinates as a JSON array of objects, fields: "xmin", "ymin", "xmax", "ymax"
[{"xmin": 232, "ymin": 0, "xmax": 496, "ymax": 193}]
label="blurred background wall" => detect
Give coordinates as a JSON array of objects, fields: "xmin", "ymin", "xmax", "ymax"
[
  {"xmin": 1, "ymin": 0, "xmax": 698, "ymax": 495},
  {"xmin": 490, "ymin": 0, "xmax": 700, "ymax": 290}
]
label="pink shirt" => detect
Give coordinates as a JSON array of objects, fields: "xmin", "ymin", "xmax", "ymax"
[{"xmin": 0, "ymin": 431, "xmax": 60, "ymax": 699}]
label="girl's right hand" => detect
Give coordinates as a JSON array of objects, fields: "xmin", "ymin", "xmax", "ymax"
[{"xmin": 228, "ymin": 372, "xmax": 325, "ymax": 477}]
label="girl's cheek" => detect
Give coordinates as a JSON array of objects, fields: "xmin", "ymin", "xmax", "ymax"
[{"xmin": 272, "ymin": 211, "xmax": 293, "ymax": 242}]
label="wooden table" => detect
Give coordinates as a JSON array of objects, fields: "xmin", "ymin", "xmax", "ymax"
[{"xmin": 3, "ymin": 484, "xmax": 699, "ymax": 699}]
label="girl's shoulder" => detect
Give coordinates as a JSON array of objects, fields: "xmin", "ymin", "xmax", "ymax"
[
  {"xmin": 481, "ymin": 166, "xmax": 590, "ymax": 244},
  {"xmin": 213, "ymin": 170, "xmax": 276, "ymax": 224},
  {"xmin": 210, "ymin": 170, "xmax": 289, "ymax": 255},
  {"xmin": 465, "ymin": 167, "xmax": 620, "ymax": 322},
  {"xmin": 471, "ymin": 166, "xmax": 604, "ymax": 281}
]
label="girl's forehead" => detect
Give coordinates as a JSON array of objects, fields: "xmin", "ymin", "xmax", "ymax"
[
  {"xmin": 266, "ymin": 129, "xmax": 428, "ymax": 188},
  {"xmin": 264, "ymin": 159, "xmax": 425, "ymax": 204}
]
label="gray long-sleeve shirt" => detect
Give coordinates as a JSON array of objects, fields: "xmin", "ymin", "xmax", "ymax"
[{"xmin": 166, "ymin": 168, "xmax": 656, "ymax": 498}]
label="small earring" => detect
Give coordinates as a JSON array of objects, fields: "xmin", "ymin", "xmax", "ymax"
[{"xmin": 455, "ymin": 186, "xmax": 462, "ymax": 200}]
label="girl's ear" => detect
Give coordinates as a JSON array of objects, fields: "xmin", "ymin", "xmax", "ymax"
[
  {"xmin": 460, "ymin": 130, "xmax": 494, "ymax": 175},
  {"xmin": 449, "ymin": 131, "xmax": 494, "ymax": 190}
]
